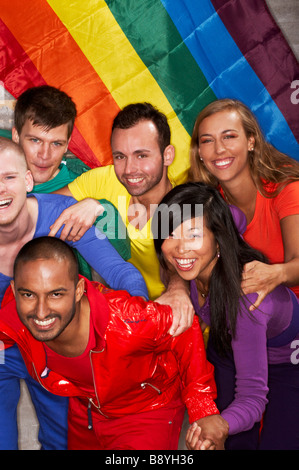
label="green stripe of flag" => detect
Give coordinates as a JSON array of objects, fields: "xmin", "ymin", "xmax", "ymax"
[{"xmin": 106, "ymin": 0, "xmax": 216, "ymax": 134}]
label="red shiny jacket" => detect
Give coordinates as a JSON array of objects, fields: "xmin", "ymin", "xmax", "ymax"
[{"xmin": 0, "ymin": 277, "xmax": 219, "ymax": 423}]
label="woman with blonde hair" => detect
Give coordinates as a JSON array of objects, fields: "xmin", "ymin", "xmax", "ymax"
[{"xmin": 189, "ymin": 98, "xmax": 299, "ymax": 309}]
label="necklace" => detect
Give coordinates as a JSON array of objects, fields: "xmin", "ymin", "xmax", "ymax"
[{"xmin": 195, "ymin": 279, "xmax": 209, "ymax": 299}]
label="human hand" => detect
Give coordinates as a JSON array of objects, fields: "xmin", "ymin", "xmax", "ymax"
[
  {"xmin": 241, "ymin": 261, "xmax": 284, "ymax": 310},
  {"xmin": 186, "ymin": 415, "xmax": 228, "ymax": 450},
  {"xmin": 155, "ymin": 286, "xmax": 194, "ymax": 337},
  {"xmin": 48, "ymin": 198, "xmax": 104, "ymax": 241},
  {"xmin": 186, "ymin": 423, "xmax": 216, "ymax": 450}
]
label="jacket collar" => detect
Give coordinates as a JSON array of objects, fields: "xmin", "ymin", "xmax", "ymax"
[
  {"xmin": 0, "ymin": 276, "xmax": 111, "ymax": 397},
  {"xmin": 82, "ymin": 277, "xmax": 110, "ymax": 350}
]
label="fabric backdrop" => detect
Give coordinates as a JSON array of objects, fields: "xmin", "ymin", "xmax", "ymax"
[{"xmin": 1, "ymin": 0, "xmax": 298, "ymax": 184}]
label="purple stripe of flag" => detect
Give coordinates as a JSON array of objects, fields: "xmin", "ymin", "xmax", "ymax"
[{"xmin": 210, "ymin": 0, "xmax": 299, "ymax": 143}]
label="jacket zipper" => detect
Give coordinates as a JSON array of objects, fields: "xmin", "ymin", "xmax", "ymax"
[
  {"xmin": 33, "ymin": 360, "xmax": 95, "ymax": 431},
  {"xmin": 32, "ymin": 362, "xmax": 51, "ymax": 392},
  {"xmin": 140, "ymin": 382, "xmax": 161, "ymax": 395},
  {"xmin": 33, "ymin": 351, "xmax": 107, "ymax": 432},
  {"xmin": 87, "ymin": 399, "xmax": 93, "ymax": 430},
  {"xmin": 87, "ymin": 349, "xmax": 109, "ymax": 428}
]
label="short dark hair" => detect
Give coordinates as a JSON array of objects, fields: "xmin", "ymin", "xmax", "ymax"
[
  {"xmin": 112, "ymin": 102, "xmax": 171, "ymax": 155},
  {"xmin": 14, "ymin": 85, "xmax": 77, "ymax": 139},
  {"xmin": 153, "ymin": 182, "xmax": 267, "ymax": 355},
  {"xmin": 13, "ymin": 237, "xmax": 79, "ymax": 284}
]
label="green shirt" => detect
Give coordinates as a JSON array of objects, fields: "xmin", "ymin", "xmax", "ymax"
[{"xmin": 31, "ymin": 159, "xmax": 131, "ymax": 279}]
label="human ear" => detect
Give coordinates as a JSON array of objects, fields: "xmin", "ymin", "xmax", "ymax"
[
  {"xmin": 163, "ymin": 145, "xmax": 175, "ymax": 167},
  {"xmin": 10, "ymin": 280, "xmax": 15, "ymax": 296},
  {"xmin": 12, "ymin": 127, "xmax": 20, "ymax": 144},
  {"xmin": 197, "ymin": 146, "xmax": 204, "ymax": 162},
  {"xmin": 25, "ymin": 170, "xmax": 34, "ymax": 192},
  {"xmin": 65, "ymin": 137, "xmax": 71, "ymax": 154},
  {"xmin": 75, "ymin": 277, "xmax": 85, "ymax": 302},
  {"xmin": 248, "ymin": 136, "xmax": 255, "ymax": 151}
]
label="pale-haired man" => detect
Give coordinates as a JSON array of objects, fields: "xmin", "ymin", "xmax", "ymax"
[{"xmin": 0, "ymin": 137, "xmax": 148, "ymax": 449}]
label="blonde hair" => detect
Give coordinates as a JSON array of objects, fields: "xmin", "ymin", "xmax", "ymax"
[
  {"xmin": 189, "ymin": 99, "xmax": 299, "ymax": 197},
  {"xmin": 0, "ymin": 136, "xmax": 28, "ymax": 172}
]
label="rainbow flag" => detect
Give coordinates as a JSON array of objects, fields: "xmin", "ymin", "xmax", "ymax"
[{"xmin": 1, "ymin": 0, "xmax": 298, "ymax": 184}]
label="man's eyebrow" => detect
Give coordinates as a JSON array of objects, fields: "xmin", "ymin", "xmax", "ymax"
[
  {"xmin": 24, "ymin": 133, "xmax": 67, "ymax": 143},
  {"xmin": 0, "ymin": 171, "xmax": 19, "ymax": 176},
  {"xmin": 113, "ymin": 148, "xmax": 151, "ymax": 156},
  {"xmin": 132, "ymin": 148, "xmax": 151, "ymax": 154},
  {"xmin": 17, "ymin": 287, "xmax": 68, "ymax": 293},
  {"xmin": 48, "ymin": 288, "xmax": 68, "ymax": 294}
]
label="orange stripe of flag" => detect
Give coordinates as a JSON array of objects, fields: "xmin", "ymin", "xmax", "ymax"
[{"xmin": 1, "ymin": 0, "xmax": 120, "ymax": 166}]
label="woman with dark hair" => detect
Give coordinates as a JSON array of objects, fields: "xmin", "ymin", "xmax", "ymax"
[
  {"xmin": 189, "ymin": 98, "xmax": 299, "ymax": 311},
  {"xmin": 153, "ymin": 182, "xmax": 299, "ymax": 450}
]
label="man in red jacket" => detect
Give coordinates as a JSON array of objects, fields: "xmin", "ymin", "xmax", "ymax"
[{"xmin": 0, "ymin": 236, "xmax": 228, "ymax": 450}]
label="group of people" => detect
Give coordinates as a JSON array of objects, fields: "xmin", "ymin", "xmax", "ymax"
[{"xmin": 0, "ymin": 84, "xmax": 298, "ymax": 451}]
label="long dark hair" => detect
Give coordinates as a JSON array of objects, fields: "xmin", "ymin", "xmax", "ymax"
[{"xmin": 153, "ymin": 182, "xmax": 267, "ymax": 355}]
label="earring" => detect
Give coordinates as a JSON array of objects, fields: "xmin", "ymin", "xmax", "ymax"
[{"xmin": 217, "ymin": 250, "xmax": 220, "ymax": 258}]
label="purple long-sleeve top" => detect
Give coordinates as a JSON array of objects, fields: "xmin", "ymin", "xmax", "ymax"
[{"xmin": 190, "ymin": 280, "xmax": 299, "ymax": 435}]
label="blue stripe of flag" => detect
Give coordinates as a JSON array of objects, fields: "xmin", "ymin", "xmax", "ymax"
[{"xmin": 161, "ymin": 0, "xmax": 299, "ymax": 160}]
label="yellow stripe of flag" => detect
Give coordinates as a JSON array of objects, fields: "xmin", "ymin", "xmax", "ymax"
[{"xmin": 47, "ymin": 0, "xmax": 190, "ymax": 183}]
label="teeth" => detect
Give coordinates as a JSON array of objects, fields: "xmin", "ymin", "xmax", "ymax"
[
  {"xmin": 127, "ymin": 178, "xmax": 143, "ymax": 183},
  {"xmin": 0, "ymin": 199, "xmax": 12, "ymax": 207},
  {"xmin": 33, "ymin": 318, "xmax": 55, "ymax": 326},
  {"xmin": 175, "ymin": 258, "xmax": 195, "ymax": 267},
  {"xmin": 214, "ymin": 159, "xmax": 232, "ymax": 167}
]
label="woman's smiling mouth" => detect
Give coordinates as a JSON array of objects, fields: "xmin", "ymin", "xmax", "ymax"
[{"xmin": 174, "ymin": 258, "xmax": 196, "ymax": 270}]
